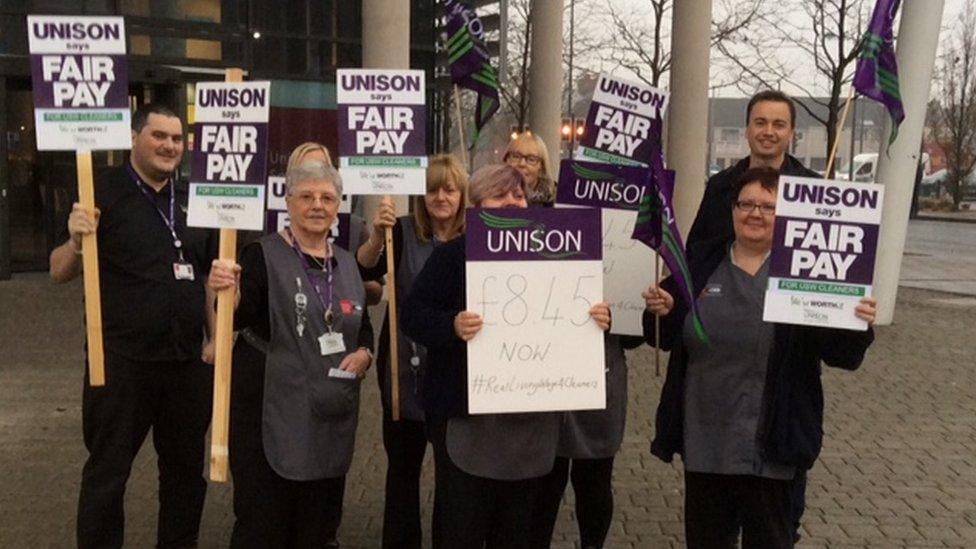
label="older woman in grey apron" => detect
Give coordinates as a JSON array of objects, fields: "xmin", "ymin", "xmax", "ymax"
[
  {"xmin": 402, "ymin": 163, "xmax": 612, "ymax": 548},
  {"xmin": 209, "ymin": 160, "xmax": 374, "ymax": 548},
  {"xmin": 357, "ymin": 154, "xmax": 468, "ymax": 548}
]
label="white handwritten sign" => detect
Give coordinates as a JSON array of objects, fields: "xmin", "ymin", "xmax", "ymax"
[
  {"xmin": 556, "ymin": 160, "xmax": 654, "ymax": 336},
  {"xmin": 465, "ymin": 208, "xmax": 606, "ymax": 414}
]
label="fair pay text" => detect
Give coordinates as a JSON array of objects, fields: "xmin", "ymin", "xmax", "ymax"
[
  {"xmin": 199, "ymin": 125, "xmax": 257, "ymax": 180},
  {"xmin": 41, "ymin": 55, "xmax": 115, "ymax": 107},
  {"xmin": 783, "ymin": 220, "xmax": 864, "ymax": 280},
  {"xmin": 347, "ymin": 106, "xmax": 414, "ymax": 155},
  {"xmin": 593, "ymin": 105, "xmax": 651, "ymax": 157}
]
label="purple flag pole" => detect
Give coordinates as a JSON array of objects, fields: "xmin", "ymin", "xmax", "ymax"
[{"xmin": 853, "ymin": 0, "xmax": 905, "ymax": 148}]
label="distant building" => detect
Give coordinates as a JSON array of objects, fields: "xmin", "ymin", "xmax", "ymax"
[{"xmin": 708, "ymin": 96, "xmax": 888, "ymax": 174}]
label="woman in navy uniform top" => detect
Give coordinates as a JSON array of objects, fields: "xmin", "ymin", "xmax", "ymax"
[
  {"xmin": 401, "ymin": 163, "xmax": 612, "ymax": 548},
  {"xmin": 643, "ymin": 167, "xmax": 876, "ymax": 548}
]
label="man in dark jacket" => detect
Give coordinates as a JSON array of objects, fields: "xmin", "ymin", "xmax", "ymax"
[
  {"xmin": 684, "ymin": 90, "xmax": 819, "ymax": 541},
  {"xmin": 688, "ymin": 90, "xmax": 819, "ymax": 260}
]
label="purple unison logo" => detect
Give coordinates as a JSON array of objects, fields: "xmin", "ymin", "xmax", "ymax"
[
  {"xmin": 31, "ymin": 20, "xmax": 122, "ymax": 41},
  {"xmin": 467, "ymin": 208, "xmax": 602, "ymax": 262},
  {"xmin": 197, "ymin": 86, "xmax": 267, "ymax": 109},
  {"xmin": 782, "ymin": 181, "xmax": 881, "ymax": 208},
  {"xmin": 597, "ymin": 76, "xmax": 668, "ymax": 109},
  {"xmin": 339, "ymin": 72, "xmax": 422, "ymax": 93},
  {"xmin": 558, "ymin": 161, "xmax": 648, "ymax": 210}
]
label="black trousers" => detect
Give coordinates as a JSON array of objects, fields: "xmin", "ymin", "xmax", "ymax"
[
  {"xmin": 530, "ymin": 456, "xmax": 615, "ymax": 548},
  {"xmin": 76, "ymin": 352, "xmax": 213, "ymax": 549},
  {"xmin": 381, "ymin": 413, "xmax": 428, "ymax": 549},
  {"xmin": 229, "ymin": 340, "xmax": 344, "ymax": 548},
  {"xmin": 428, "ymin": 418, "xmax": 542, "ymax": 549},
  {"xmin": 791, "ymin": 470, "xmax": 807, "ymax": 542},
  {"xmin": 684, "ymin": 472, "xmax": 794, "ymax": 549}
]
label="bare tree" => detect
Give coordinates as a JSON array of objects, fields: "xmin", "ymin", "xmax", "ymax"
[
  {"xmin": 717, "ymin": 0, "xmax": 872, "ymax": 177},
  {"xmin": 933, "ymin": 3, "xmax": 976, "ymax": 209},
  {"xmin": 596, "ymin": 0, "xmax": 766, "ymax": 89},
  {"xmin": 497, "ymin": 0, "xmax": 533, "ymax": 131}
]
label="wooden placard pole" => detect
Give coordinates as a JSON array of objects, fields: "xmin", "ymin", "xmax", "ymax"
[
  {"xmin": 452, "ymin": 86, "xmax": 469, "ymax": 169},
  {"xmin": 209, "ymin": 67, "xmax": 244, "ymax": 483},
  {"xmin": 386, "ymin": 216, "xmax": 401, "ymax": 421},
  {"xmin": 825, "ymin": 86, "xmax": 856, "ymax": 178},
  {"xmin": 654, "ymin": 253, "xmax": 661, "ymax": 378},
  {"xmin": 77, "ymin": 151, "xmax": 105, "ymax": 386}
]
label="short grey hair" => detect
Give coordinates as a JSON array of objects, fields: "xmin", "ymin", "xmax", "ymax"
[
  {"xmin": 469, "ymin": 163, "xmax": 526, "ymax": 205},
  {"xmin": 285, "ymin": 160, "xmax": 343, "ymax": 197}
]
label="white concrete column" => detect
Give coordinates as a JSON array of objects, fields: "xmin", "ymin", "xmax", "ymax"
[
  {"xmin": 528, "ymin": 0, "xmax": 564, "ymax": 177},
  {"xmin": 666, "ymin": 0, "xmax": 712, "ymax": 239},
  {"xmin": 872, "ymin": 0, "xmax": 945, "ymax": 325},
  {"xmin": 361, "ymin": 0, "xmax": 410, "ymax": 216}
]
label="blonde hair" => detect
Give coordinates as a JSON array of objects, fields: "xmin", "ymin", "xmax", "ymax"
[
  {"xmin": 504, "ymin": 131, "xmax": 556, "ymax": 205},
  {"xmin": 287, "ymin": 142, "xmax": 333, "ymax": 171},
  {"xmin": 505, "ymin": 132, "xmax": 553, "ymax": 182},
  {"xmin": 415, "ymin": 154, "xmax": 469, "ymax": 242}
]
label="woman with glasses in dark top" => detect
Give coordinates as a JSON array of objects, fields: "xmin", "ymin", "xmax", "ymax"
[
  {"xmin": 642, "ymin": 167, "xmax": 876, "ymax": 548},
  {"xmin": 503, "ymin": 131, "xmax": 556, "ymax": 206}
]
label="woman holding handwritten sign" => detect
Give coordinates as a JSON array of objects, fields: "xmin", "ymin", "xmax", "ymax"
[
  {"xmin": 642, "ymin": 167, "xmax": 876, "ymax": 548},
  {"xmin": 357, "ymin": 154, "xmax": 468, "ymax": 548},
  {"xmin": 208, "ymin": 160, "xmax": 373, "ymax": 546},
  {"xmin": 402, "ymin": 164, "xmax": 611, "ymax": 548}
]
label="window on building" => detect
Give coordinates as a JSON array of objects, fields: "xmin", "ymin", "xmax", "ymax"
[{"xmin": 720, "ymin": 128, "xmax": 740, "ymax": 143}]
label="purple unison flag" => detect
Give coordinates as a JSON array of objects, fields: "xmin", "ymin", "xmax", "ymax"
[
  {"xmin": 631, "ymin": 119, "xmax": 708, "ymax": 343},
  {"xmin": 853, "ymin": 0, "xmax": 904, "ymax": 147},
  {"xmin": 443, "ymin": 0, "xmax": 500, "ymax": 147}
]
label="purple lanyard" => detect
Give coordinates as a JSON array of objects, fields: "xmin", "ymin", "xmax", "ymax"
[
  {"xmin": 285, "ymin": 227, "xmax": 335, "ymax": 328},
  {"xmin": 127, "ymin": 164, "xmax": 184, "ymax": 261}
]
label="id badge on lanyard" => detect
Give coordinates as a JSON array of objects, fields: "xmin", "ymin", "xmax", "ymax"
[{"xmin": 129, "ymin": 166, "xmax": 192, "ymax": 280}]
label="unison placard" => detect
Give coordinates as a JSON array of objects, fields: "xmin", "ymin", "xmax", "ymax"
[
  {"xmin": 763, "ymin": 176, "xmax": 884, "ymax": 331},
  {"xmin": 336, "ymin": 69, "xmax": 427, "ymax": 195},
  {"xmin": 465, "ymin": 208, "xmax": 606, "ymax": 414},
  {"xmin": 556, "ymin": 159, "xmax": 654, "ymax": 336},
  {"xmin": 576, "ymin": 73, "xmax": 669, "ymax": 167},
  {"xmin": 28, "ymin": 15, "xmax": 131, "ymax": 150},
  {"xmin": 187, "ymin": 81, "xmax": 271, "ymax": 231}
]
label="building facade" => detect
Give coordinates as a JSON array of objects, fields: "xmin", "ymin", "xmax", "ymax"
[{"xmin": 0, "ymin": 0, "xmax": 437, "ymax": 278}]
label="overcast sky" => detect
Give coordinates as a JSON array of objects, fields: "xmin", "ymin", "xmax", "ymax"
[{"xmin": 597, "ymin": 0, "xmax": 968, "ymax": 97}]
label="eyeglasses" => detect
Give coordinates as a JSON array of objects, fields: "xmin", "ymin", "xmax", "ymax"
[
  {"xmin": 733, "ymin": 200, "xmax": 776, "ymax": 215},
  {"xmin": 290, "ymin": 192, "xmax": 339, "ymax": 207},
  {"xmin": 505, "ymin": 152, "xmax": 542, "ymax": 167}
]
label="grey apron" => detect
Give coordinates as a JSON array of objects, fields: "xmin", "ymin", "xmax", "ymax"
[
  {"xmin": 385, "ymin": 216, "xmax": 436, "ymax": 421},
  {"xmin": 447, "ymin": 412, "xmax": 561, "ymax": 480},
  {"xmin": 261, "ymin": 233, "xmax": 366, "ymax": 481},
  {"xmin": 557, "ymin": 334, "xmax": 628, "ymax": 459}
]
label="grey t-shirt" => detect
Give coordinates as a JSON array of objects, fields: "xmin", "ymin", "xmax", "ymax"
[{"xmin": 682, "ymin": 252, "xmax": 794, "ymax": 480}]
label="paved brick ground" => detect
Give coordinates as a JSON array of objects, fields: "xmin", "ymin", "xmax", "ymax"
[{"xmin": 1, "ymin": 273, "xmax": 974, "ymax": 548}]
